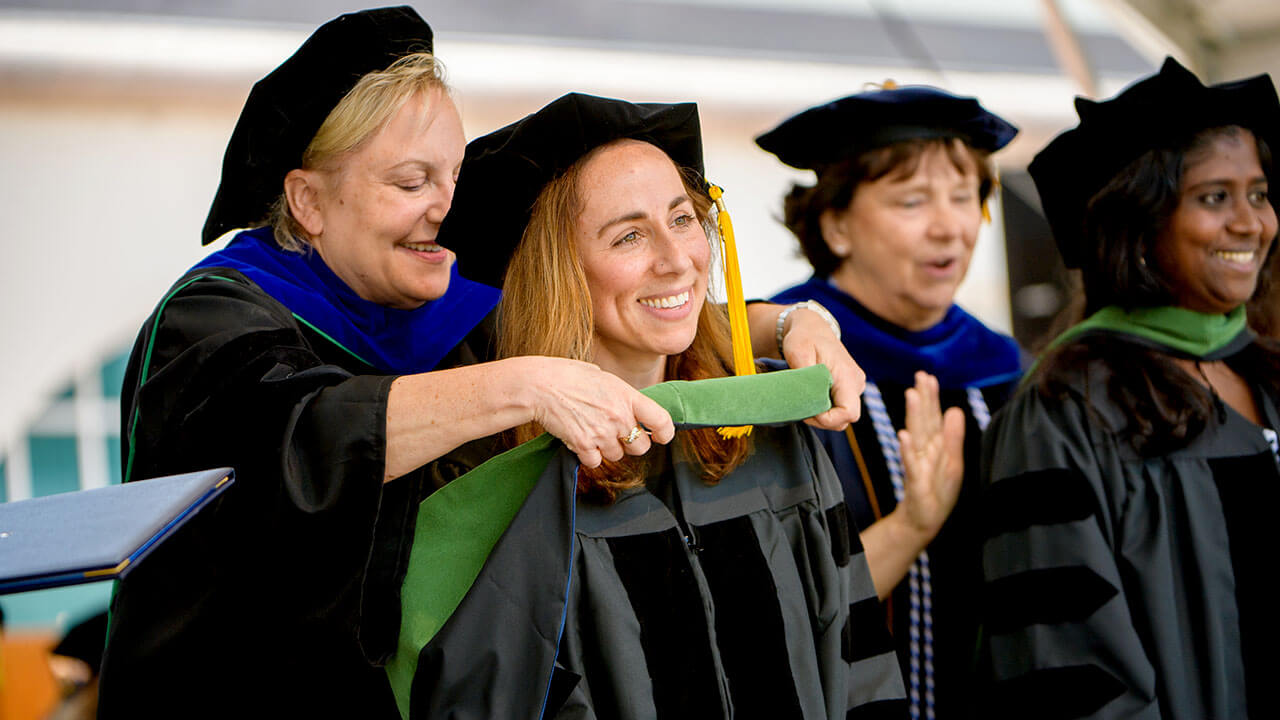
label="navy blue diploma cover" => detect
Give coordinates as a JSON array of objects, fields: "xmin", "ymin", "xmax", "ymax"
[{"xmin": 0, "ymin": 467, "xmax": 233, "ymax": 594}]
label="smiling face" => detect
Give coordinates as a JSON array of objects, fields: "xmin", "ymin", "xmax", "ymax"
[
  {"xmin": 1153, "ymin": 129, "xmax": 1277, "ymax": 314},
  {"xmin": 574, "ymin": 140, "xmax": 711, "ymax": 387},
  {"xmin": 301, "ymin": 89, "xmax": 465, "ymax": 309},
  {"xmin": 822, "ymin": 142, "xmax": 983, "ymax": 331}
]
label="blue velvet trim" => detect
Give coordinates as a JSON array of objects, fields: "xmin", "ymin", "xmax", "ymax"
[
  {"xmin": 772, "ymin": 276, "xmax": 1023, "ymax": 388},
  {"xmin": 194, "ymin": 227, "xmax": 499, "ymax": 374}
]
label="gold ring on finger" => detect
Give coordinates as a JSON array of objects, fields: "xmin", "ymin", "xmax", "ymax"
[{"xmin": 622, "ymin": 425, "xmax": 642, "ymax": 444}]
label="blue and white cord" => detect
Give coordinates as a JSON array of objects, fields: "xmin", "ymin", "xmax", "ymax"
[{"xmin": 863, "ymin": 382, "xmax": 991, "ymax": 720}]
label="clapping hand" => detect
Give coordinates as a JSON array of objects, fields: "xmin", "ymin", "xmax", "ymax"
[{"xmin": 895, "ymin": 371, "xmax": 966, "ymax": 539}]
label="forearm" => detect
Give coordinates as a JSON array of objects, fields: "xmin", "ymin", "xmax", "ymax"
[
  {"xmin": 748, "ymin": 299, "xmax": 862, "ymax": 428},
  {"xmin": 383, "ymin": 357, "xmax": 536, "ymax": 482},
  {"xmin": 385, "ymin": 355, "xmax": 676, "ymax": 479},
  {"xmin": 746, "ymin": 301, "xmax": 844, "ymax": 361},
  {"xmin": 859, "ymin": 508, "xmax": 935, "ymax": 600},
  {"xmin": 745, "ymin": 301, "xmax": 786, "ymax": 360}
]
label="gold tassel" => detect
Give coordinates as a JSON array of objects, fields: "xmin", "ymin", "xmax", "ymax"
[
  {"xmin": 982, "ymin": 168, "xmax": 1001, "ymax": 223},
  {"xmin": 709, "ymin": 183, "xmax": 754, "ymax": 439}
]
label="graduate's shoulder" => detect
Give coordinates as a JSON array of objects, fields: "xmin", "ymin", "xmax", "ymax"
[{"xmin": 733, "ymin": 422, "xmax": 845, "ymax": 508}]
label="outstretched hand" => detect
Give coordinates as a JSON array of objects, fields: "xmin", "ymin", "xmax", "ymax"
[
  {"xmin": 780, "ymin": 306, "xmax": 865, "ymax": 430},
  {"xmin": 525, "ymin": 358, "xmax": 675, "ymax": 468},
  {"xmin": 895, "ymin": 371, "xmax": 966, "ymax": 539}
]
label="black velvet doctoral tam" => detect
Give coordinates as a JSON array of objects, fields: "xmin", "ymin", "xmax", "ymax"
[
  {"xmin": 441, "ymin": 92, "xmax": 704, "ymax": 288},
  {"xmin": 201, "ymin": 6, "xmax": 434, "ymax": 245}
]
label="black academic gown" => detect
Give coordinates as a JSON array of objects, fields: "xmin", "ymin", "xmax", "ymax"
[
  {"xmin": 557, "ymin": 426, "xmax": 906, "ymax": 720},
  {"xmin": 97, "ymin": 268, "xmax": 494, "ymax": 718},
  {"xmin": 818, "ymin": 379, "xmax": 1017, "ymax": 718},
  {"xmin": 395, "ymin": 417, "xmax": 907, "ymax": 719},
  {"xmin": 981, "ymin": 341, "xmax": 1280, "ymax": 719},
  {"xmin": 772, "ymin": 278, "xmax": 1023, "ymax": 720}
]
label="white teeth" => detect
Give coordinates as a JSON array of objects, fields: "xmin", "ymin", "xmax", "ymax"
[
  {"xmin": 403, "ymin": 242, "xmax": 442, "ymax": 252},
  {"xmin": 1214, "ymin": 250, "xmax": 1255, "ymax": 264},
  {"xmin": 639, "ymin": 290, "xmax": 690, "ymax": 309}
]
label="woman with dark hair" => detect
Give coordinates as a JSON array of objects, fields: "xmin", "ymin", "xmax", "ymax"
[
  {"xmin": 758, "ymin": 87, "xmax": 1021, "ymax": 719},
  {"xmin": 982, "ymin": 58, "xmax": 1280, "ymax": 719}
]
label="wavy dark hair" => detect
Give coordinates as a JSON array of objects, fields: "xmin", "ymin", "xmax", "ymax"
[
  {"xmin": 1035, "ymin": 125, "xmax": 1280, "ymax": 455},
  {"xmin": 781, "ymin": 137, "xmax": 995, "ymax": 276}
]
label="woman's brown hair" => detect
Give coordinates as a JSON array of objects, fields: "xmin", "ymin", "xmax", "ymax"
[
  {"xmin": 782, "ymin": 137, "xmax": 995, "ymax": 276},
  {"xmin": 497, "ymin": 140, "xmax": 750, "ymax": 502}
]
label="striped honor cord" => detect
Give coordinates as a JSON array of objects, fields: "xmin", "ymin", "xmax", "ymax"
[
  {"xmin": 863, "ymin": 381, "xmax": 929, "ymax": 720},
  {"xmin": 965, "ymin": 387, "xmax": 992, "ymax": 432},
  {"xmin": 863, "ymin": 382, "xmax": 993, "ymax": 720}
]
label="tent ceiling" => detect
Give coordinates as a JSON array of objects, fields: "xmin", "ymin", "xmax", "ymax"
[
  {"xmin": 1099, "ymin": 0, "xmax": 1280, "ymax": 82},
  {"xmin": 0, "ymin": 0, "xmax": 1149, "ymax": 77}
]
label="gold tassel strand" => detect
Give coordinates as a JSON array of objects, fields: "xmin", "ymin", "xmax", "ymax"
[
  {"xmin": 982, "ymin": 166, "xmax": 1000, "ymax": 224},
  {"xmin": 709, "ymin": 183, "xmax": 754, "ymax": 439}
]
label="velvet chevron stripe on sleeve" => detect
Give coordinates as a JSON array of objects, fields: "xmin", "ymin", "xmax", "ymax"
[{"xmin": 389, "ymin": 366, "xmax": 909, "ymax": 719}]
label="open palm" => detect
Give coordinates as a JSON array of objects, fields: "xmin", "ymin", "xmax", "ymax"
[{"xmin": 896, "ymin": 371, "xmax": 966, "ymax": 538}]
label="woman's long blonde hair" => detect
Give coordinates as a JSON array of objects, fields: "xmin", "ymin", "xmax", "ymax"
[{"xmin": 497, "ymin": 140, "xmax": 750, "ymax": 502}]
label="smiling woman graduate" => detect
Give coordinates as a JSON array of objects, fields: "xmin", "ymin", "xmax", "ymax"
[
  {"xmin": 980, "ymin": 58, "xmax": 1280, "ymax": 719},
  {"xmin": 388, "ymin": 93, "xmax": 906, "ymax": 720}
]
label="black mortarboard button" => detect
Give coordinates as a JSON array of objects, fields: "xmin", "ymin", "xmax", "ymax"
[
  {"xmin": 441, "ymin": 93, "xmax": 704, "ymax": 288},
  {"xmin": 1030, "ymin": 56, "xmax": 1280, "ymax": 269},
  {"xmin": 201, "ymin": 6, "xmax": 433, "ymax": 245},
  {"xmin": 755, "ymin": 85, "xmax": 1018, "ymax": 172}
]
